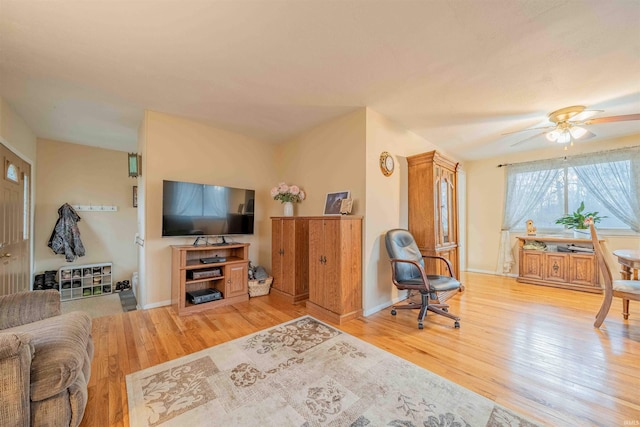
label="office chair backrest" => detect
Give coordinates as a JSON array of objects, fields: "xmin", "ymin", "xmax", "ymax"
[{"xmin": 385, "ymin": 229, "xmax": 424, "ymax": 281}]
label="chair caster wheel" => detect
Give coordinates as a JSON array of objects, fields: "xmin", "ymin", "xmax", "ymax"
[
  {"xmin": 391, "ymin": 309, "xmax": 397, "ymax": 315},
  {"xmin": 454, "ymin": 321, "xmax": 460, "ymax": 328},
  {"xmin": 418, "ymin": 323, "xmax": 424, "ymax": 329}
]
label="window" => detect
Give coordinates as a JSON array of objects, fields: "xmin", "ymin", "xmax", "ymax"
[
  {"xmin": 502, "ymin": 146, "xmax": 640, "ymax": 232},
  {"xmin": 23, "ymin": 174, "xmax": 30, "ymax": 239}
]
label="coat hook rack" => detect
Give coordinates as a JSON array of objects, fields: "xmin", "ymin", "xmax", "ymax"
[{"xmin": 72, "ymin": 204, "xmax": 118, "ymax": 212}]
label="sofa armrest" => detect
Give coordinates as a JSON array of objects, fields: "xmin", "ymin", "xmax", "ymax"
[
  {"xmin": 0, "ymin": 290, "xmax": 61, "ymax": 330},
  {"xmin": 0, "ymin": 332, "xmax": 34, "ymax": 427}
]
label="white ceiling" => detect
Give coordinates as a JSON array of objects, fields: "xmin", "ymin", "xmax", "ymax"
[{"xmin": 1, "ymin": 0, "xmax": 639, "ymax": 160}]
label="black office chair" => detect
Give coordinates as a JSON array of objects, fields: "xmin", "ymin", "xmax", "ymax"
[{"xmin": 385, "ymin": 229, "xmax": 461, "ymax": 329}]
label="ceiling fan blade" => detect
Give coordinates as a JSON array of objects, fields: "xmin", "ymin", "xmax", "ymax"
[
  {"xmin": 571, "ymin": 109, "xmax": 603, "ymax": 122},
  {"xmin": 580, "ymin": 130, "xmax": 597, "ymax": 140},
  {"xmin": 584, "ymin": 114, "xmax": 640, "ymax": 125},
  {"xmin": 510, "ymin": 131, "xmax": 547, "ymax": 147},
  {"xmin": 502, "ymin": 125, "xmax": 556, "ymax": 136}
]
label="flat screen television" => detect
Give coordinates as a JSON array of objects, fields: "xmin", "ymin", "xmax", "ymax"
[{"xmin": 162, "ymin": 180, "xmax": 255, "ymax": 237}]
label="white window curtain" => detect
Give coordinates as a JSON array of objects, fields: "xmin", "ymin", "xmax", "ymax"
[
  {"xmin": 497, "ymin": 158, "xmax": 565, "ymax": 274},
  {"xmin": 497, "ymin": 146, "xmax": 640, "ymax": 275},
  {"xmin": 569, "ymin": 147, "xmax": 640, "ymax": 232}
]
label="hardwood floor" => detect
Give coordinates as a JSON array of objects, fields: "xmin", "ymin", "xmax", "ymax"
[{"xmin": 82, "ymin": 272, "xmax": 640, "ymax": 427}]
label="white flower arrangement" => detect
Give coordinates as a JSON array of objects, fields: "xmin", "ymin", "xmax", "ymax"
[{"xmin": 271, "ymin": 182, "xmax": 306, "ymax": 203}]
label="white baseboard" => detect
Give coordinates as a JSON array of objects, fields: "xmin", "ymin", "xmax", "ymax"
[
  {"xmin": 363, "ymin": 292, "xmax": 410, "ymax": 317},
  {"xmin": 465, "ymin": 268, "xmax": 517, "ymax": 278},
  {"xmin": 141, "ymin": 300, "xmax": 171, "ymax": 310}
]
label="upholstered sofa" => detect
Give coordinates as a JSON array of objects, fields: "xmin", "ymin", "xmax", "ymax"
[{"xmin": 0, "ymin": 290, "xmax": 93, "ymax": 427}]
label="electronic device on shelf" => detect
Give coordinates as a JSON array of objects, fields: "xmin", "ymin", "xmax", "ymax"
[
  {"xmin": 186, "ymin": 288, "xmax": 222, "ymax": 304},
  {"xmin": 187, "ymin": 268, "xmax": 222, "ymax": 279},
  {"xmin": 200, "ymin": 256, "xmax": 226, "ymax": 264}
]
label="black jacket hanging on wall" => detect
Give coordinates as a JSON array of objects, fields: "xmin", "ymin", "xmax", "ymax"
[{"xmin": 48, "ymin": 203, "xmax": 86, "ymax": 262}]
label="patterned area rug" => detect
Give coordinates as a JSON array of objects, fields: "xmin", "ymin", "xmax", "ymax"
[{"xmin": 126, "ymin": 316, "xmax": 541, "ymax": 427}]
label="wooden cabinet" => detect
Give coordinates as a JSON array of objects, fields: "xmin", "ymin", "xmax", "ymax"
[
  {"xmin": 517, "ymin": 237, "xmax": 601, "ymax": 293},
  {"xmin": 407, "ymin": 150, "xmax": 462, "ymax": 302},
  {"xmin": 226, "ymin": 263, "xmax": 248, "ymax": 298},
  {"xmin": 271, "ymin": 217, "xmax": 309, "ymax": 303},
  {"xmin": 171, "ymin": 243, "xmax": 249, "ymax": 315},
  {"xmin": 305, "ymin": 216, "xmax": 362, "ymax": 325}
]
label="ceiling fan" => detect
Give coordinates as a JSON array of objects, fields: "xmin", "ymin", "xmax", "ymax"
[{"xmin": 508, "ymin": 105, "xmax": 640, "ymax": 147}]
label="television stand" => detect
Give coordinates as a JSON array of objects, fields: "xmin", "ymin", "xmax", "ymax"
[{"xmin": 171, "ymin": 243, "xmax": 249, "ymax": 315}]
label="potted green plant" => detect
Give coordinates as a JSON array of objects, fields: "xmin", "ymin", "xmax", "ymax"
[{"xmin": 555, "ymin": 201, "xmax": 606, "ymax": 238}]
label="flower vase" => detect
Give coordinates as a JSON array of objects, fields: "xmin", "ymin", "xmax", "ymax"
[
  {"xmin": 573, "ymin": 229, "xmax": 589, "ymax": 239},
  {"xmin": 283, "ymin": 202, "xmax": 294, "ymax": 217}
]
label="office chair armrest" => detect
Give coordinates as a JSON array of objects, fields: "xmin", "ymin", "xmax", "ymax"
[
  {"xmin": 421, "ymin": 255, "xmax": 455, "ymax": 278},
  {"xmin": 389, "ymin": 258, "xmax": 431, "ymax": 290}
]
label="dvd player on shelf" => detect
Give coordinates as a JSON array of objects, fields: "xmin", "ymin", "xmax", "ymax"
[
  {"xmin": 200, "ymin": 256, "xmax": 226, "ymax": 264},
  {"xmin": 187, "ymin": 268, "xmax": 222, "ymax": 280},
  {"xmin": 186, "ymin": 288, "xmax": 222, "ymax": 304}
]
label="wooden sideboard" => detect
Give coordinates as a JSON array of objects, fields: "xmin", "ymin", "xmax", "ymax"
[{"xmin": 517, "ymin": 236, "xmax": 602, "ymax": 293}]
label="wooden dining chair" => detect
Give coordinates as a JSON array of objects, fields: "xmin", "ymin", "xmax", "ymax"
[{"xmin": 590, "ymin": 223, "xmax": 640, "ymax": 328}]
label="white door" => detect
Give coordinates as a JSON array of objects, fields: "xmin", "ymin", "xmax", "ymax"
[{"xmin": 0, "ymin": 143, "xmax": 31, "ymax": 296}]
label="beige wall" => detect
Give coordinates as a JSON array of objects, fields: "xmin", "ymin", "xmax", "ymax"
[
  {"xmin": 0, "ymin": 97, "xmax": 37, "ymax": 161},
  {"xmin": 275, "ymin": 109, "xmax": 367, "ymax": 217},
  {"xmin": 466, "ymin": 134, "xmax": 640, "ymax": 275},
  {"xmin": 140, "ymin": 111, "xmax": 278, "ymax": 308},
  {"xmin": 363, "ymin": 108, "xmax": 445, "ymax": 314},
  {"xmin": 34, "ymin": 139, "xmax": 138, "ymax": 282}
]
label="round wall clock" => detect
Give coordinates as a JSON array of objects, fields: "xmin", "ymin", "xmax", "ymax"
[{"xmin": 379, "ymin": 151, "xmax": 394, "ymax": 176}]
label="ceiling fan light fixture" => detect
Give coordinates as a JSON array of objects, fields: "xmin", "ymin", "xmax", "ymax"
[
  {"xmin": 556, "ymin": 130, "xmax": 571, "ymax": 144},
  {"xmin": 569, "ymin": 125, "xmax": 587, "ymax": 139},
  {"xmin": 546, "ymin": 130, "xmax": 560, "ymax": 142}
]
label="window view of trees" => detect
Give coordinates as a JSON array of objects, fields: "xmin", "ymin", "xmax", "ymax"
[
  {"xmin": 520, "ymin": 163, "xmax": 629, "ymax": 229},
  {"xmin": 505, "ymin": 147, "xmax": 638, "ymax": 232}
]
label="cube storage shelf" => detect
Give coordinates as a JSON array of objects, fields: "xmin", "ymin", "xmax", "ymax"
[{"xmin": 58, "ymin": 262, "xmax": 113, "ymax": 301}]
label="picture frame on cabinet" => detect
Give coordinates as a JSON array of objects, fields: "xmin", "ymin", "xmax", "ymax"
[
  {"xmin": 324, "ymin": 191, "xmax": 350, "ymax": 215},
  {"xmin": 339, "ymin": 198, "xmax": 353, "ymax": 215}
]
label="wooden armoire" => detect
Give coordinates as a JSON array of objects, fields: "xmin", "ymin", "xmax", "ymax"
[
  {"xmin": 305, "ymin": 216, "xmax": 362, "ymax": 325},
  {"xmin": 270, "ymin": 217, "xmax": 309, "ymax": 304},
  {"xmin": 407, "ymin": 150, "xmax": 462, "ymax": 301}
]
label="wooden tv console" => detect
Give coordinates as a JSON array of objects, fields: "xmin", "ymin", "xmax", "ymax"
[{"xmin": 171, "ymin": 243, "xmax": 249, "ymax": 315}]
